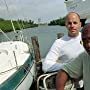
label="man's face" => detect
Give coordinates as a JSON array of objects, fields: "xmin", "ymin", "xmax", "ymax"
[
  {"xmin": 65, "ymin": 13, "xmax": 81, "ymax": 37},
  {"xmin": 82, "ymin": 25, "xmax": 90, "ymax": 55}
]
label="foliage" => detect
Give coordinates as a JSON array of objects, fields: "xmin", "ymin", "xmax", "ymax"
[
  {"xmin": 48, "ymin": 17, "xmax": 66, "ymax": 26},
  {"xmin": 0, "ymin": 18, "xmax": 38, "ymax": 32}
]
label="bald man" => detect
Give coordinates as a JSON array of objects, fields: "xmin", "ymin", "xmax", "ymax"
[
  {"xmin": 56, "ymin": 23, "xmax": 90, "ymax": 90},
  {"xmin": 42, "ymin": 12, "xmax": 84, "ymax": 73}
]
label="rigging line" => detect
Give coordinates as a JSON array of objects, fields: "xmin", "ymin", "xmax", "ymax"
[
  {"xmin": 10, "ymin": 0, "xmax": 25, "ymax": 41},
  {"xmin": 3, "ymin": 0, "xmax": 9, "ymax": 13},
  {"xmin": 0, "ymin": 28, "xmax": 11, "ymax": 41},
  {"xmin": 12, "ymin": 0, "xmax": 25, "ymax": 30},
  {"xmin": 3, "ymin": 0, "xmax": 16, "ymax": 33},
  {"xmin": 3, "ymin": 0, "xmax": 25, "ymax": 41},
  {"xmin": 14, "ymin": 0, "xmax": 27, "ymax": 41},
  {"xmin": 11, "ymin": 0, "xmax": 23, "ymax": 30}
]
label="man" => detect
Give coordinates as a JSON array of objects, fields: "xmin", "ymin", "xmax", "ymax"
[
  {"xmin": 42, "ymin": 12, "xmax": 84, "ymax": 73},
  {"xmin": 56, "ymin": 23, "xmax": 90, "ymax": 90}
]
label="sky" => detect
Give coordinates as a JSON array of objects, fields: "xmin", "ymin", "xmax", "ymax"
[{"xmin": 0, "ymin": 0, "xmax": 67, "ymax": 23}]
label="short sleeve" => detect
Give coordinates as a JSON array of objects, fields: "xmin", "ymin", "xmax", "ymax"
[{"xmin": 62, "ymin": 53, "xmax": 84, "ymax": 79}]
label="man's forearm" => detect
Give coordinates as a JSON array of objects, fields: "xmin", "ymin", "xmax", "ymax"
[{"xmin": 56, "ymin": 70, "xmax": 68, "ymax": 90}]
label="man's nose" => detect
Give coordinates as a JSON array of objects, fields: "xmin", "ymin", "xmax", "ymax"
[{"xmin": 70, "ymin": 23, "xmax": 74, "ymax": 27}]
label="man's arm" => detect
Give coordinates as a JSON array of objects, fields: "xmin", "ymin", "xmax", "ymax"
[
  {"xmin": 56, "ymin": 70, "xmax": 69, "ymax": 90},
  {"xmin": 42, "ymin": 40, "xmax": 61, "ymax": 72}
]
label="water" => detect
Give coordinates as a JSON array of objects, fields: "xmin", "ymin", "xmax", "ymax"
[{"xmin": 0, "ymin": 25, "xmax": 67, "ymax": 57}]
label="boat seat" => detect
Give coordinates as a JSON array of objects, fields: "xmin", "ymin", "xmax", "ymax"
[
  {"xmin": 36, "ymin": 61, "xmax": 83, "ymax": 90},
  {"xmin": 36, "ymin": 61, "xmax": 74, "ymax": 90},
  {"xmin": 37, "ymin": 71, "xmax": 75, "ymax": 90}
]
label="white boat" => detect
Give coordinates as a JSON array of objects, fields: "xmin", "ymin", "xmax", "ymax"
[
  {"xmin": 0, "ymin": 32, "xmax": 36, "ymax": 90},
  {"xmin": 64, "ymin": 0, "xmax": 90, "ymax": 25},
  {"xmin": 0, "ymin": 0, "xmax": 37, "ymax": 89}
]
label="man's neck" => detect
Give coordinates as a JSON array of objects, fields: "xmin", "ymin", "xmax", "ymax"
[{"xmin": 68, "ymin": 33, "xmax": 79, "ymax": 37}]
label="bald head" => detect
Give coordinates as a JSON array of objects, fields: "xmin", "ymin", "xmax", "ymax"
[{"xmin": 65, "ymin": 12, "xmax": 80, "ymax": 22}]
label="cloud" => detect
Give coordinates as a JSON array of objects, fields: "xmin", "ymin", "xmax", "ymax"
[{"xmin": 0, "ymin": 0, "xmax": 67, "ymax": 23}]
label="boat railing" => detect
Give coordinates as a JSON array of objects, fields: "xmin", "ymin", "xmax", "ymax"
[
  {"xmin": 0, "ymin": 28, "xmax": 11, "ymax": 41},
  {"xmin": 3, "ymin": 0, "xmax": 27, "ymax": 42},
  {"xmin": 13, "ymin": 51, "xmax": 19, "ymax": 70},
  {"xmin": 37, "ymin": 71, "xmax": 75, "ymax": 90},
  {"xmin": 0, "ymin": 66, "xmax": 19, "ymax": 75}
]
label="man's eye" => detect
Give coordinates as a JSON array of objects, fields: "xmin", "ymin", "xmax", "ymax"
[
  {"xmin": 68, "ymin": 22, "xmax": 77, "ymax": 25},
  {"xmin": 73, "ymin": 22, "xmax": 77, "ymax": 24},
  {"xmin": 68, "ymin": 22, "xmax": 72, "ymax": 25}
]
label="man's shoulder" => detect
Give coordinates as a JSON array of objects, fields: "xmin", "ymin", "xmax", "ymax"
[
  {"xmin": 55, "ymin": 35, "xmax": 68, "ymax": 42},
  {"xmin": 76, "ymin": 51, "xmax": 88, "ymax": 60}
]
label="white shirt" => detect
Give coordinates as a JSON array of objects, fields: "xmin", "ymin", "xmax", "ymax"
[{"xmin": 42, "ymin": 32, "xmax": 84, "ymax": 73}]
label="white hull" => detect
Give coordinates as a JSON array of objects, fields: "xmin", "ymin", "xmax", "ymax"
[
  {"xmin": 17, "ymin": 61, "xmax": 36, "ymax": 90},
  {"xmin": 0, "ymin": 41, "xmax": 36, "ymax": 90},
  {"xmin": 64, "ymin": 0, "xmax": 90, "ymax": 19}
]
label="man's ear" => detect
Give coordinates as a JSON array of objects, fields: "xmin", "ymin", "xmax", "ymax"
[{"xmin": 80, "ymin": 22, "xmax": 82, "ymax": 27}]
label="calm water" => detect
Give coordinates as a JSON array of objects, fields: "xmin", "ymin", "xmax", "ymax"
[{"xmin": 0, "ymin": 25, "xmax": 67, "ymax": 57}]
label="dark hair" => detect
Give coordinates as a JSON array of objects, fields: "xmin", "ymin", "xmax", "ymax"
[{"xmin": 81, "ymin": 23, "xmax": 90, "ymax": 35}]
